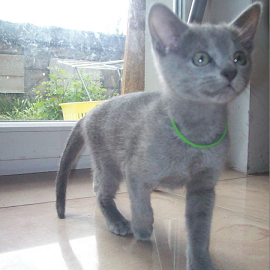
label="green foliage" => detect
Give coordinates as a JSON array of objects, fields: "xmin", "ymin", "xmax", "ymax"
[
  {"xmin": 0, "ymin": 96, "xmax": 38, "ymax": 120},
  {"xmin": 0, "ymin": 67, "xmax": 107, "ymax": 120}
]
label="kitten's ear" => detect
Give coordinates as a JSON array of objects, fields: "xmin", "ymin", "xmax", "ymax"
[
  {"xmin": 149, "ymin": 4, "xmax": 188, "ymax": 56},
  {"xmin": 231, "ymin": 2, "xmax": 262, "ymax": 51}
]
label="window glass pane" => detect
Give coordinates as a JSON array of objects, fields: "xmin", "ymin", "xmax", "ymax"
[{"xmin": 0, "ymin": 0, "xmax": 128, "ymax": 121}]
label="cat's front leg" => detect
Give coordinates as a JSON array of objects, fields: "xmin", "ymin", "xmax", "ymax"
[
  {"xmin": 126, "ymin": 176, "xmax": 154, "ymax": 241},
  {"xmin": 185, "ymin": 171, "xmax": 219, "ymax": 270}
]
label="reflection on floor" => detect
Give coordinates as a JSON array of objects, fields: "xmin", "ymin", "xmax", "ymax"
[{"xmin": 0, "ymin": 169, "xmax": 269, "ymax": 270}]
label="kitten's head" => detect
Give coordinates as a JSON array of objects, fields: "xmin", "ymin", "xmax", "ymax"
[{"xmin": 149, "ymin": 3, "xmax": 262, "ymax": 104}]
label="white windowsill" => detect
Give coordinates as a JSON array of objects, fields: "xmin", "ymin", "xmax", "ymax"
[
  {"xmin": 0, "ymin": 120, "xmax": 91, "ymax": 175},
  {"xmin": 0, "ymin": 121, "xmax": 77, "ymax": 132}
]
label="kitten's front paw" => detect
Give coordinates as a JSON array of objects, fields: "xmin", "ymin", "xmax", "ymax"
[
  {"xmin": 187, "ymin": 257, "xmax": 220, "ymax": 270},
  {"xmin": 107, "ymin": 219, "xmax": 132, "ymax": 236},
  {"xmin": 133, "ymin": 225, "xmax": 153, "ymax": 241}
]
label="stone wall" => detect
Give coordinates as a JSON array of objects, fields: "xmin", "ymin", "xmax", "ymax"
[{"xmin": 0, "ymin": 20, "xmax": 126, "ymax": 96}]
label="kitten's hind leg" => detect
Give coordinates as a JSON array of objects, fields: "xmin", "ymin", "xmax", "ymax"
[{"xmin": 94, "ymin": 169, "xmax": 132, "ymax": 236}]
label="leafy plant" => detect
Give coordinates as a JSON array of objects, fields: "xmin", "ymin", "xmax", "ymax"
[
  {"xmin": 0, "ymin": 96, "xmax": 38, "ymax": 120},
  {"xmin": 0, "ymin": 67, "xmax": 108, "ymax": 120}
]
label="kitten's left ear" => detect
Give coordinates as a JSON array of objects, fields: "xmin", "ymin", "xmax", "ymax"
[
  {"xmin": 148, "ymin": 4, "xmax": 188, "ymax": 56},
  {"xmin": 231, "ymin": 2, "xmax": 262, "ymax": 51}
]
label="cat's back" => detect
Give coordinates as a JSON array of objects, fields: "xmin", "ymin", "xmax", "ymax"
[
  {"xmin": 100, "ymin": 91, "xmax": 160, "ymax": 112},
  {"xmin": 84, "ymin": 91, "xmax": 161, "ymax": 126}
]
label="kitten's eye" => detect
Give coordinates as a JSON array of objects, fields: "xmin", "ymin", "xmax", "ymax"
[
  {"xmin": 234, "ymin": 51, "xmax": 247, "ymax": 65},
  {"xmin": 192, "ymin": 52, "xmax": 211, "ymax": 67}
]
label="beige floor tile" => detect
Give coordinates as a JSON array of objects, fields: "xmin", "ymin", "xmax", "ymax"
[
  {"xmin": 0, "ymin": 170, "xmax": 90, "ymax": 207},
  {"xmin": 210, "ymin": 207, "xmax": 269, "ymax": 270},
  {"xmin": 0, "ymin": 168, "xmax": 248, "ymax": 208},
  {"xmin": 0, "ymin": 189, "xmax": 269, "ymax": 270},
  {"xmin": 0, "ymin": 169, "xmax": 127, "ymax": 208},
  {"xmin": 158, "ymin": 174, "xmax": 269, "ymax": 221},
  {"xmin": 215, "ymin": 175, "xmax": 269, "ymax": 219},
  {"xmin": 219, "ymin": 168, "xmax": 247, "ymax": 180},
  {"xmin": 0, "ymin": 195, "xmax": 160, "ymax": 270},
  {"xmin": 0, "ymin": 170, "xmax": 268, "ymax": 270},
  {"xmin": 150, "ymin": 191, "xmax": 269, "ymax": 270}
]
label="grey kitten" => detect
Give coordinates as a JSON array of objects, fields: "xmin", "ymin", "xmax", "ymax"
[{"xmin": 56, "ymin": 3, "xmax": 261, "ymax": 270}]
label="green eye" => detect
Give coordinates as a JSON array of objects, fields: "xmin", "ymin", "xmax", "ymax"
[
  {"xmin": 192, "ymin": 52, "xmax": 211, "ymax": 66},
  {"xmin": 234, "ymin": 51, "xmax": 247, "ymax": 65}
]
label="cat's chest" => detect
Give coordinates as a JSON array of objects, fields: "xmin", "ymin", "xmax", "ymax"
[
  {"xmin": 151, "ymin": 137, "xmax": 228, "ymax": 180},
  {"xmin": 154, "ymin": 146, "xmax": 226, "ymax": 189},
  {"xmin": 173, "ymin": 143, "xmax": 226, "ymax": 167}
]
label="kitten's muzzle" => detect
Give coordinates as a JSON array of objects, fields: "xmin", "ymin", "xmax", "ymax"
[
  {"xmin": 204, "ymin": 84, "xmax": 236, "ymax": 98},
  {"xmin": 220, "ymin": 68, "xmax": 237, "ymax": 82}
]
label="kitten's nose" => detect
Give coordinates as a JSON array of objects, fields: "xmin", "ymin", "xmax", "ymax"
[{"xmin": 221, "ymin": 68, "xmax": 237, "ymax": 82}]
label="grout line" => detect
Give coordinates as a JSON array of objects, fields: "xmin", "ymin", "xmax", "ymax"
[
  {"xmin": 0, "ymin": 200, "xmax": 59, "ymax": 209},
  {"xmin": 213, "ymin": 205, "xmax": 269, "ymax": 221},
  {"xmin": 0, "ymin": 196, "xmax": 95, "ymax": 209},
  {"xmin": 218, "ymin": 176, "xmax": 248, "ymax": 181},
  {"xmin": 0, "ymin": 191, "xmax": 128, "ymax": 209}
]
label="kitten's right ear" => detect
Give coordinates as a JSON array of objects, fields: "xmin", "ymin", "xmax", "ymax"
[
  {"xmin": 148, "ymin": 4, "xmax": 188, "ymax": 56},
  {"xmin": 231, "ymin": 2, "xmax": 262, "ymax": 51}
]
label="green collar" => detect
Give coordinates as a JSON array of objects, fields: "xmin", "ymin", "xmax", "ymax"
[{"xmin": 170, "ymin": 118, "xmax": 228, "ymax": 149}]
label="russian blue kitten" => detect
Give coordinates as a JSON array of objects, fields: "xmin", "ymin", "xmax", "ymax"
[{"xmin": 56, "ymin": 3, "xmax": 261, "ymax": 270}]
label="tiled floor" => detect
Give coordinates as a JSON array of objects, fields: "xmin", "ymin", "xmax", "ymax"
[{"xmin": 0, "ymin": 169, "xmax": 269, "ymax": 270}]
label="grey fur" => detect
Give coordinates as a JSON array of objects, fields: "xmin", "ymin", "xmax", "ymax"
[{"xmin": 56, "ymin": 3, "xmax": 261, "ymax": 270}]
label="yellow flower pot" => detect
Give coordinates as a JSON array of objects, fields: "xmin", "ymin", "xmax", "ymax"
[{"xmin": 60, "ymin": 101, "xmax": 105, "ymax": 120}]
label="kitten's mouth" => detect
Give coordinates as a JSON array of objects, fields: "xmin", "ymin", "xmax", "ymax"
[
  {"xmin": 225, "ymin": 84, "xmax": 236, "ymax": 90},
  {"xmin": 204, "ymin": 84, "xmax": 236, "ymax": 97}
]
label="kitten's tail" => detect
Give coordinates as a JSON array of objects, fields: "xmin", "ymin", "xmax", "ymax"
[{"xmin": 56, "ymin": 119, "xmax": 85, "ymax": 219}]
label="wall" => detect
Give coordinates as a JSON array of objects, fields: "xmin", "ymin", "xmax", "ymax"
[
  {"xmin": 205, "ymin": 0, "xmax": 269, "ymax": 173},
  {"xmin": 0, "ymin": 20, "xmax": 125, "ymax": 95},
  {"xmin": 248, "ymin": 0, "xmax": 269, "ymax": 173},
  {"xmin": 0, "ymin": 54, "xmax": 24, "ymax": 93}
]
